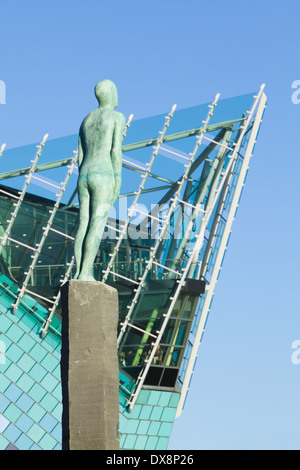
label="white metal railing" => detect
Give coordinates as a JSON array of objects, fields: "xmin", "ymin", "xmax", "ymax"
[
  {"xmin": 101, "ymin": 104, "xmax": 177, "ymax": 284},
  {"xmin": 0, "ymin": 134, "xmax": 48, "ymax": 258},
  {"xmin": 176, "ymin": 85, "xmax": 267, "ymax": 417},
  {"xmin": 0, "ymin": 143, "xmax": 6, "ymax": 159},
  {"xmin": 12, "ymin": 150, "xmax": 78, "ymax": 314},
  {"xmin": 120, "ymin": 93, "xmax": 221, "ymax": 411},
  {"xmin": 118, "ymin": 94, "xmax": 219, "ymax": 347}
]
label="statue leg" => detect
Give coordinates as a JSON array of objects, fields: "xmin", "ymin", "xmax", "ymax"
[
  {"xmin": 74, "ymin": 178, "xmax": 90, "ymax": 279},
  {"xmin": 78, "ymin": 174, "xmax": 114, "ymax": 281}
]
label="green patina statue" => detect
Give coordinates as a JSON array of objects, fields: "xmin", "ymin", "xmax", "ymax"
[{"xmin": 74, "ymin": 79, "xmax": 125, "ymax": 281}]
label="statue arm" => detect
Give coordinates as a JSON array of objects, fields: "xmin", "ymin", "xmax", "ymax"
[
  {"xmin": 78, "ymin": 134, "xmax": 84, "ymax": 169},
  {"xmin": 111, "ymin": 113, "xmax": 126, "ymax": 204}
]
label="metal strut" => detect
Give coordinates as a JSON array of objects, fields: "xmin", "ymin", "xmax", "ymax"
[
  {"xmin": 176, "ymin": 85, "xmax": 267, "ymax": 417},
  {"xmin": 12, "ymin": 150, "xmax": 78, "ymax": 314},
  {"xmin": 118, "ymin": 94, "xmax": 220, "ymax": 347},
  {"xmin": 0, "ymin": 118, "xmax": 246, "ymax": 183},
  {"xmin": 0, "ymin": 134, "xmax": 49, "ymax": 258},
  {"xmin": 39, "ymin": 256, "xmax": 74, "ymax": 339},
  {"xmin": 189, "ymin": 85, "xmax": 266, "ymax": 274},
  {"xmin": 101, "ymin": 104, "xmax": 177, "ymax": 283},
  {"xmin": 118, "ymin": 93, "xmax": 221, "ymax": 411},
  {"xmin": 0, "ymin": 143, "xmax": 6, "ymax": 159},
  {"xmin": 165, "ymin": 128, "xmax": 233, "ymax": 275}
]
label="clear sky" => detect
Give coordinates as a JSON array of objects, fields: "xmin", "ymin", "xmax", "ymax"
[{"xmin": 1, "ymin": 0, "xmax": 300, "ymax": 450}]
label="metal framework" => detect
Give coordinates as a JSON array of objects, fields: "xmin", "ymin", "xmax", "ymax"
[
  {"xmin": 175, "ymin": 86, "xmax": 267, "ymax": 416},
  {"xmin": 11, "ymin": 151, "xmax": 78, "ymax": 314},
  {"xmin": 0, "ymin": 85, "xmax": 266, "ymax": 415},
  {"xmin": 0, "ymin": 134, "xmax": 49, "ymax": 259},
  {"xmin": 0, "ymin": 144, "xmax": 6, "ymax": 159},
  {"xmin": 102, "ymin": 104, "xmax": 178, "ymax": 285}
]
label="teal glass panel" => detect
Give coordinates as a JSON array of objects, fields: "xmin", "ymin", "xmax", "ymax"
[
  {"xmin": 145, "ymin": 436, "xmax": 159, "ymax": 450},
  {"xmin": 6, "ymin": 324, "xmax": 24, "ymax": 343},
  {"xmin": 123, "ymin": 433, "xmax": 137, "ymax": 450},
  {"xmin": 4, "ymin": 383, "xmax": 22, "ymax": 402},
  {"xmin": 147, "ymin": 390, "xmax": 161, "ymax": 406},
  {"xmin": 3, "ymin": 403, "xmax": 22, "ymax": 422},
  {"xmin": 27, "ymin": 403, "xmax": 46, "ymax": 422},
  {"xmin": 29, "ymin": 383, "xmax": 47, "ymax": 402},
  {"xmin": 37, "ymin": 432, "xmax": 57, "ymax": 450},
  {"xmin": 147, "ymin": 420, "xmax": 161, "ymax": 436},
  {"xmin": 15, "ymin": 413, "xmax": 34, "ymax": 433},
  {"xmin": 161, "ymin": 407, "xmax": 177, "ymax": 422},
  {"xmin": 158, "ymin": 392, "xmax": 172, "ymax": 407},
  {"xmin": 51, "ymin": 403, "xmax": 62, "ymax": 421},
  {"xmin": 27, "ymin": 423, "xmax": 46, "ymax": 442},
  {"xmin": 18, "ymin": 353, "xmax": 35, "ymax": 373},
  {"xmin": 18, "ymin": 334, "xmax": 36, "ymax": 352},
  {"xmin": 150, "ymin": 406, "xmax": 163, "ymax": 421},
  {"xmin": 5, "ymin": 363, "xmax": 23, "ymax": 383},
  {"xmin": 15, "ymin": 433, "xmax": 34, "ymax": 450},
  {"xmin": 16, "ymin": 373, "xmax": 35, "ymax": 393},
  {"xmin": 138, "ymin": 405, "xmax": 152, "ymax": 420},
  {"xmin": 0, "ymin": 374, "xmax": 10, "ymax": 393},
  {"xmin": 0, "ymin": 413, "xmax": 10, "ymax": 432},
  {"xmin": 124, "ymin": 418, "xmax": 139, "ymax": 434},
  {"xmin": 51, "ymin": 423, "xmax": 62, "ymax": 442},
  {"xmin": 134, "ymin": 435, "xmax": 148, "ymax": 450},
  {"xmin": 0, "ymin": 394, "xmax": 10, "ymax": 412},
  {"xmin": 16, "ymin": 393, "xmax": 34, "ymax": 413},
  {"xmin": 136, "ymin": 420, "xmax": 150, "ymax": 435},
  {"xmin": 0, "ymin": 434, "xmax": 10, "ymax": 450},
  {"xmin": 158, "ymin": 422, "xmax": 173, "ymax": 437},
  {"xmin": 39, "ymin": 394, "xmax": 58, "ymax": 413},
  {"xmin": 156, "ymin": 437, "xmax": 169, "ymax": 450}
]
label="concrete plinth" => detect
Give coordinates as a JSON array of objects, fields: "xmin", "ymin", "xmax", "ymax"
[{"xmin": 60, "ymin": 280, "xmax": 119, "ymax": 450}]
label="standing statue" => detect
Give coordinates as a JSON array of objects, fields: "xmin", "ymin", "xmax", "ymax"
[{"xmin": 74, "ymin": 79, "xmax": 125, "ymax": 281}]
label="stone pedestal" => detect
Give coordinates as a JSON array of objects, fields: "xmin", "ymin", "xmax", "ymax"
[{"xmin": 60, "ymin": 280, "xmax": 119, "ymax": 450}]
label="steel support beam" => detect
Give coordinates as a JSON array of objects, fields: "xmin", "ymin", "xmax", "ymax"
[{"xmin": 0, "ymin": 118, "xmax": 244, "ymax": 182}]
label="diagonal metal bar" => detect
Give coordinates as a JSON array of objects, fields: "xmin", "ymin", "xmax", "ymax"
[
  {"xmin": 122, "ymin": 117, "xmax": 244, "ymax": 152},
  {"xmin": 12, "ymin": 150, "xmax": 78, "ymax": 314},
  {"xmin": 101, "ymin": 104, "xmax": 177, "ymax": 283},
  {"xmin": 167, "ymin": 129, "xmax": 233, "ymax": 272},
  {"xmin": 118, "ymin": 93, "xmax": 220, "ymax": 355},
  {"xmin": 124, "ymin": 93, "xmax": 221, "ymax": 410},
  {"xmin": 0, "ymin": 118, "xmax": 245, "ymax": 182},
  {"xmin": 40, "ymin": 255, "xmax": 75, "ymax": 339},
  {"xmin": 188, "ymin": 90, "xmax": 266, "ymax": 272},
  {"xmin": 176, "ymin": 86, "xmax": 267, "ymax": 417},
  {"xmin": 0, "ymin": 143, "xmax": 6, "ymax": 159},
  {"xmin": 126, "ymin": 85, "xmax": 266, "ymax": 412},
  {"xmin": 135, "ymin": 128, "xmax": 228, "ymax": 236},
  {"xmin": 0, "ymin": 134, "xmax": 48, "ymax": 258}
]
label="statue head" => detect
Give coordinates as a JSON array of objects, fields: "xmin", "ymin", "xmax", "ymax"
[{"xmin": 94, "ymin": 79, "xmax": 118, "ymax": 109}]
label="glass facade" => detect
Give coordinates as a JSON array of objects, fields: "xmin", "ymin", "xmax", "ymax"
[
  {"xmin": 0, "ymin": 184, "xmax": 204, "ymax": 392},
  {"xmin": 0, "ymin": 88, "xmax": 266, "ymax": 449}
]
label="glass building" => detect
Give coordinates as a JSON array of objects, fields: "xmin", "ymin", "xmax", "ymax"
[{"xmin": 0, "ymin": 86, "xmax": 266, "ymax": 450}]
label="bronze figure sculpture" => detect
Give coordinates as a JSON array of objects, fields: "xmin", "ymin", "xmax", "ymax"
[{"xmin": 74, "ymin": 79, "xmax": 125, "ymax": 281}]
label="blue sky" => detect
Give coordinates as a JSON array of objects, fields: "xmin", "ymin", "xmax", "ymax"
[{"xmin": 1, "ymin": 0, "xmax": 300, "ymax": 450}]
